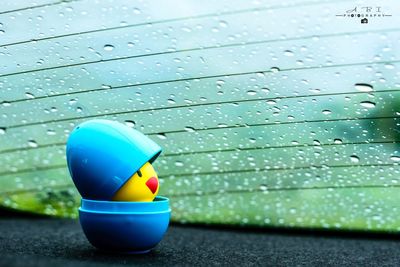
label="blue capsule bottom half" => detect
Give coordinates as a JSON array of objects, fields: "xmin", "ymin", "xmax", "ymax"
[{"xmin": 79, "ymin": 196, "xmax": 170, "ymax": 253}]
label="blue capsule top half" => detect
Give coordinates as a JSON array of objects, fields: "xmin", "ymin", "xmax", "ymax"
[{"xmin": 66, "ymin": 119, "xmax": 162, "ymax": 200}]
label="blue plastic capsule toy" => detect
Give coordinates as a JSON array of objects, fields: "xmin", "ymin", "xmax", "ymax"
[{"xmin": 66, "ymin": 119, "xmax": 170, "ymax": 254}]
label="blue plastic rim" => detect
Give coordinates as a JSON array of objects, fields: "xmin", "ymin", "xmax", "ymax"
[
  {"xmin": 80, "ymin": 196, "xmax": 170, "ymax": 213},
  {"xmin": 66, "ymin": 119, "xmax": 162, "ymax": 200},
  {"xmin": 79, "ymin": 196, "xmax": 171, "ymax": 253}
]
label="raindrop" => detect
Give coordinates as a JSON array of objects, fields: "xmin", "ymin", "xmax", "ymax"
[
  {"xmin": 322, "ymin": 109, "xmax": 332, "ymax": 115},
  {"xmin": 0, "ymin": 127, "xmax": 6, "ymax": 134},
  {"xmin": 246, "ymin": 90, "xmax": 257, "ymax": 96},
  {"xmin": 390, "ymin": 156, "xmax": 400, "ymax": 162},
  {"xmin": 69, "ymin": 99, "xmax": 78, "ymax": 105},
  {"xmin": 360, "ymin": 101, "xmax": 376, "ymax": 108},
  {"xmin": 257, "ymin": 72, "xmax": 265, "ymax": 77},
  {"xmin": 28, "ymin": 140, "xmax": 38, "ymax": 148},
  {"xmin": 259, "ymin": 184, "xmax": 268, "ymax": 191},
  {"xmin": 46, "ymin": 129, "xmax": 56, "ymax": 136},
  {"xmin": 355, "ymin": 83, "xmax": 373, "ymax": 92},
  {"xmin": 124, "ymin": 120, "xmax": 136, "ymax": 128},
  {"xmin": 2, "ymin": 101, "xmax": 11, "ymax": 107},
  {"xmin": 184, "ymin": 126, "xmax": 195, "ymax": 132},
  {"xmin": 350, "ymin": 155, "xmax": 360, "ymax": 163},
  {"xmin": 283, "ymin": 50, "xmax": 294, "ymax": 56},
  {"xmin": 217, "ymin": 123, "xmax": 228, "ymax": 128},
  {"xmin": 175, "ymin": 161, "xmax": 184, "ymax": 167},
  {"xmin": 310, "ymin": 88, "xmax": 321, "ymax": 94},
  {"xmin": 216, "ymin": 80, "xmax": 225, "ymax": 86},
  {"xmin": 313, "ymin": 140, "xmax": 321, "ymax": 146},
  {"xmin": 266, "ymin": 99, "xmax": 276, "ymax": 105},
  {"xmin": 333, "ymin": 139, "xmax": 343, "ymax": 144},
  {"xmin": 25, "ymin": 92, "xmax": 35, "ymax": 99},
  {"xmin": 270, "ymin": 67, "xmax": 280, "ymax": 73},
  {"xmin": 384, "ymin": 64, "xmax": 395, "ymax": 69},
  {"xmin": 261, "ymin": 87, "xmax": 270, "ymax": 93},
  {"xmin": 219, "ymin": 20, "xmax": 228, "ymax": 28},
  {"xmin": 167, "ymin": 99, "xmax": 176, "ymax": 104},
  {"xmin": 103, "ymin": 44, "xmax": 114, "ymax": 51},
  {"xmin": 76, "ymin": 107, "xmax": 83, "ymax": 113},
  {"xmin": 157, "ymin": 133, "xmax": 167, "ymax": 140}
]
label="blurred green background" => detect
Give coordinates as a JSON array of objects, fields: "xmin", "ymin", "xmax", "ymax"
[{"xmin": 0, "ymin": 0, "xmax": 399, "ymax": 231}]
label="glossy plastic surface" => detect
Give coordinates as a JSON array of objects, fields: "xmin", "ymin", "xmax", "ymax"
[
  {"xmin": 81, "ymin": 196, "xmax": 169, "ymax": 213},
  {"xmin": 66, "ymin": 119, "xmax": 162, "ymax": 200},
  {"xmin": 79, "ymin": 196, "xmax": 170, "ymax": 253}
]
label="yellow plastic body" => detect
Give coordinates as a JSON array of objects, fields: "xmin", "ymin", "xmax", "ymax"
[{"xmin": 112, "ymin": 162, "xmax": 159, "ymax": 202}]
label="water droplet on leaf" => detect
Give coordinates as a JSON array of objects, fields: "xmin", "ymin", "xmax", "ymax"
[
  {"xmin": 259, "ymin": 184, "xmax": 268, "ymax": 191},
  {"xmin": 124, "ymin": 120, "xmax": 136, "ymax": 128},
  {"xmin": 175, "ymin": 161, "xmax": 184, "ymax": 167},
  {"xmin": 270, "ymin": 67, "xmax": 280, "ymax": 73},
  {"xmin": 25, "ymin": 92, "xmax": 35, "ymax": 99},
  {"xmin": 28, "ymin": 140, "xmax": 38, "ymax": 148},
  {"xmin": 184, "ymin": 126, "xmax": 195, "ymax": 132},
  {"xmin": 390, "ymin": 156, "xmax": 400, "ymax": 162},
  {"xmin": 103, "ymin": 44, "xmax": 114, "ymax": 51},
  {"xmin": 283, "ymin": 50, "xmax": 294, "ymax": 56},
  {"xmin": 360, "ymin": 101, "xmax": 376, "ymax": 108},
  {"xmin": 219, "ymin": 20, "xmax": 228, "ymax": 28},
  {"xmin": 46, "ymin": 129, "xmax": 56, "ymax": 136},
  {"xmin": 355, "ymin": 83, "xmax": 373, "ymax": 92},
  {"xmin": 350, "ymin": 155, "xmax": 360, "ymax": 163},
  {"xmin": 157, "ymin": 133, "xmax": 167, "ymax": 140}
]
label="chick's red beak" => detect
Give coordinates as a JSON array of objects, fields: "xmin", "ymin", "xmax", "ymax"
[{"xmin": 145, "ymin": 177, "xmax": 158, "ymax": 194}]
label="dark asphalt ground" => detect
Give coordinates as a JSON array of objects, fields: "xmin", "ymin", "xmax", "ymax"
[{"xmin": 1, "ymin": 210, "xmax": 400, "ymax": 266}]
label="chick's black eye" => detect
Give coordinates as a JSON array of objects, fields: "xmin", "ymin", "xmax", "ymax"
[{"xmin": 137, "ymin": 170, "xmax": 142, "ymax": 177}]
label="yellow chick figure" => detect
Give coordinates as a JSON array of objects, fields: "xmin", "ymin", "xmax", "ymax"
[{"xmin": 113, "ymin": 162, "xmax": 159, "ymax": 202}]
